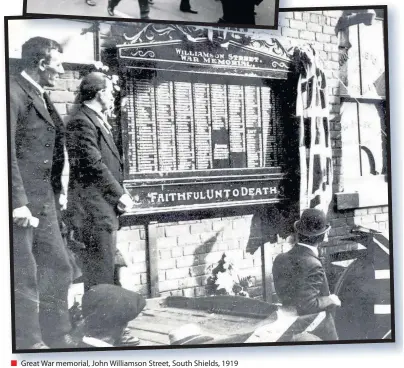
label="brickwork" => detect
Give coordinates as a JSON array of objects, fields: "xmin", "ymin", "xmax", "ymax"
[
  {"xmin": 165, "ymin": 216, "xmax": 260, "ymax": 298},
  {"xmin": 116, "ymin": 225, "xmax": 148, "ymax": 296}
]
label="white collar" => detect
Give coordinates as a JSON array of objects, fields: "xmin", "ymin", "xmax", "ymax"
[
  {"xmin": 82, "ymin": 336, "xmax": 114, "ymax": 348},
  {"xmin": 298, "ymin": 242, "xmax": 319, "ymax": 257},
  {"xmin": 21, "ymin": 70, "xmax": 45, "ymax": 95},
  {"xmin": 83, "ymin": 102, "xmax": 112, "ymax": 132},
  {"xmin": 84, "ymin": 101, "xmax": 104, "ymax": 117}
]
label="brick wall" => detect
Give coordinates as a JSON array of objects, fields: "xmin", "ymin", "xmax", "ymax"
[
  {"xmin": 47, "ymin": 70, "xmax": 81, "ymax": 121},
  {"xmin": 117, "ymin": 216, "xmax": 265, "ymax": 298}
]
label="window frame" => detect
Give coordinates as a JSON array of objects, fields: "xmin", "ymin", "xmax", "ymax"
[{"xmin": 336, "ymin": 15, "xmax": 388, "ymax": 210}]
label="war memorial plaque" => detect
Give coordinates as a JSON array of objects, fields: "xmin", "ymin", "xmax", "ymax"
[{"xmin": 116, "ymin": 24, "xmax": 292, "ymax": 213}]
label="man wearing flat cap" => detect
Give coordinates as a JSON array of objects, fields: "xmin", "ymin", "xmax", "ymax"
[
  {"xmin": 66, "ymin": 72, "xmax": 134, "ymax": 293},
  {"xmin": 272, "ymin": 208, "xmax": 341, "ymax": 341},
  {"xmin": 79, "ymin": 284, "xmax": 146, "ymax": 347}
]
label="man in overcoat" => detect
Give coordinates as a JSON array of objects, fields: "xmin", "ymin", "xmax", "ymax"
[
  {"xmin": 66, "ymin": 72, "xmax": 133, "ymax": 293},
  {"xmin": 10, "ymin": 36, "xmax": 74, "ymax": 349},
  {"xmin": 272, "ymin": 208, "xmax": 341, "ymax": 341}
]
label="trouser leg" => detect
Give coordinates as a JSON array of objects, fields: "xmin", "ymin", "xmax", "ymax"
[
  {"xmin": 109, "ymin": 0, "xmax": 121, "ymax": 8},
  {"xmin": 33, "ymin": 204, "xmax": 73, "ymax": 344},
  {"xmin": 138, "ymin": 0, "xmax": 150, "ymax": 18},
  {"xmin": 82, "ymin": 228, "xmax": 117, "ymax": 292},
  {"xmin": 13, "ymin": 224, "xmax": 43, "ymax": 349},
  {"xmin": 180, "ymin": 0, "xmax": 191, "ymax": 11}
]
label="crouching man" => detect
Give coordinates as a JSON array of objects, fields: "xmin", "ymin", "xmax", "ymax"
[{"xmin": 79, "ymin": 284, "xmax": 146, "ymax": 347}]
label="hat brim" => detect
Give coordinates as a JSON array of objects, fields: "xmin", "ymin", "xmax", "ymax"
[
  {"xmin": 171, "ymin": 335, "xmax": 214, "ymax": 345},
  {"xmin": 294, "ymin": 220, "xmax": 331, "ymax": 237}
]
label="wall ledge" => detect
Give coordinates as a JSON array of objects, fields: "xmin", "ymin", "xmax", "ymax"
[{"xmin": 335, "ymin": 189, "xmax": 388, "ymax": 210}]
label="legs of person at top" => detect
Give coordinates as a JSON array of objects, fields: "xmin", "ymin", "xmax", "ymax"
[
  {"xmin": 139, "ymin": 0, "xmax": 151, "ymax": 19},
  {"xmin": 180, "ymin": 0, "xmax": 198, "ymax": 14},
  {"xmin": 107, "ymin": 0, "xmax": 121, "ymax": 15},
  {"xmin": 108, "ymin": 0, "xmax": 150, "ymax": 18}
]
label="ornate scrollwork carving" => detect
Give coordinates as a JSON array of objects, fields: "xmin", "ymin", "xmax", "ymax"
[
  {"xmin": 128, "ymin": 50, "xmax": 156, "ymax": 58},
  {"xmin": 120, "ymin": 23, "xmax": 290, "ymax": 62}
]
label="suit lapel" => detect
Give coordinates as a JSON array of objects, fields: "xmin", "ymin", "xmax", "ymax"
[
  {"xmin": 16, "ymin": 75, "xmax": 55, "ymax": 127},
  {"xmin": 81, "ymin": 106, "xmax": 122, "ymax": 163}
]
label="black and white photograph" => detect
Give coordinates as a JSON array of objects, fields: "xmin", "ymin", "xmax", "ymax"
[
  {"xmin": 23, "ymin": 0, "xmax": 279, "ymax": 29},
  {"xmin": 5, "ymin": 6, "xmax": 394, "ymax": 353}
]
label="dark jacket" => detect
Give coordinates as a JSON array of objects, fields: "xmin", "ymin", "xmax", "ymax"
[
  {"xmin": 272, "ymin": 244, "xmax": 338, "ymax": 340},
  {"xmin": 66, "ymin": 105, "xmax": 124, "ymax": 231},
  {"xmin": 9, "ymin": 74, "xmax": 65, "ymax": 212}
]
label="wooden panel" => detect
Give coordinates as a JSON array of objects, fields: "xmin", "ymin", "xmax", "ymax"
[{"xmin": 165, "ymin": 295, "xmax": 277, "ymax": 318}]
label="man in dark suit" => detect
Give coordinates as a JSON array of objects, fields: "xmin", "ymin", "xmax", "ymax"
[
  {"xmin": 9, "ymin": 37, "xmax": 75, "ymax": 350},
  {"xmin": 77, "ymin": 284, "xmax": 146, "ymax": 348},
  {"xmin": 272, "ymin": 208, "xmax": 341, "ymax": 341},
  {"xmin": 66, "ymin": 72, "xmax": 134, "ymax": 294}
]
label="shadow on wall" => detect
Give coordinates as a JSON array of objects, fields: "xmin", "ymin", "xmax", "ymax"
[
  {"xmin": 193, "ymin": 230, "xmax": 223, "ymax": 268},
  {"xmin": 246, "ymin": 204, "xmax": 299, "ymax": 255}
]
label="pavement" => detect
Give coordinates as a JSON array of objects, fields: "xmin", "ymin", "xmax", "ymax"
[{"xmin": 26, "ymin": 0, "xmax": 276, "ymax": 27}]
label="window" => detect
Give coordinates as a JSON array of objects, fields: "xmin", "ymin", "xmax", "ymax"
[{"xmin": 338, "ymin": 11, "xmax": 388, "ymax": 206}]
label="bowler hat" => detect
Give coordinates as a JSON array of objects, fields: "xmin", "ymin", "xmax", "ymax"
[
  {"xmin": 294, "ymin": 208, "xmax": 331, "ymax": 237},
  {"xmin": 82, "ymin": 284, "xmax": 146, "ymax": 332},
  {"xmin": 169, "ymin": 324, "xmax": 214, "ymax": 345}
]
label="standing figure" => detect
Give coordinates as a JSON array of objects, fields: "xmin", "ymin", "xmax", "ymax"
[
  {"xmin": 107, "ymin": 0, "xmax": 151, "ymax": 19},
  {"xmin": 66, "ymin": 72, "xmax": 133, "ymax": 293},
  {"xmin": 10, "ymin": 37, "xmax": 75, "ymax": 349},
  {"xmin": 272, "ymin": 209, "xmax": 341, "ymax": 341}
]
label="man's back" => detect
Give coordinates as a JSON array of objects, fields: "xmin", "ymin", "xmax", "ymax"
[{"xmin": 273, "ymin": 244, "xmax": 330, "ymax": 315}]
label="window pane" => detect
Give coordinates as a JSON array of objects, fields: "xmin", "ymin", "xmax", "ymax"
[
  {"xmin": 359, "ymin": 20, "xmax": 385, "ymax": 97},
  {"xmin": 341, "ymin": 25, "xmax": 361, "ymax": 96},
  {"xmin": 340, "ymin": 101, "xmax": 360, "ymax": 178},
  {"xmin": 358, "ymin": 102, "xmax": 385, "ymax": 176}
]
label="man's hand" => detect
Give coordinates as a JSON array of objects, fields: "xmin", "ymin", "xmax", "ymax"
[
  {"xmin": 59, "ymin": 193, "xmax": 68, "ymax": 211},
  {"xmin": 329, "ymin": 294, "xmax": 342, "ymax": 307},
  {"xmin": 117, "ymin": 193, "xmax": 134, "ymax": 213},
  {"xmin": 13, "ymin": 206, "xmax": 38, "ymax": 228}
]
